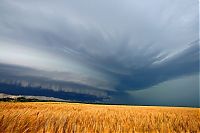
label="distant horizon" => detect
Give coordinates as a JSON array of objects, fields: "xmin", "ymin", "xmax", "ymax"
[{"xmin": 0, "ymin": 92, "xmax": 199, "ymax": 108}]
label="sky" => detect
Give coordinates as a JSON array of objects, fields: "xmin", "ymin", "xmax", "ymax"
[{"xmin": 0, "ymin": 0, "xmax": 199, "ymax": 106}]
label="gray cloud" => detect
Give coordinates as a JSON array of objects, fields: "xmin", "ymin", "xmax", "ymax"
[
  {"xmin": 0, "ymin": 0, "xmax": 198, "ymax": 105},
  {"xmin": 115, "ymin": 41, "xmax": 199, "ymax": 91},
  {"xmin": 0, "ymin": 63, "xmax": 112, "ymax": 95}
]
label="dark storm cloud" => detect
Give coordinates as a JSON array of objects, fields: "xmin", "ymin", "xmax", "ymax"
[
  {"xmin": 0, "ymin": 63, "xmax": 108, "ymax": 97},
  {"xmin": 0, "ymin": 0, "xmax": 198, "ymax": 105},
  {"xmin": 115, "ymin": 41, "xmax": 199, "ymax": 90}
]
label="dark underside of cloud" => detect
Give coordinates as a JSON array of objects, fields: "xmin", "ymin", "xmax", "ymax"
[
  {"xmin": 0, "ymin": 83, "xmax": 108, "ymax": 103},
  {"xmin": 0, "ymin": 41, "xmax": 198, "ymax": 105},
  {"xmin": 115, "ymin": 42, "xmax": 199, "ymax": 91},
  {"xmin": 0, "ymin": 0, "xmax": 199, "ymax": 106}
]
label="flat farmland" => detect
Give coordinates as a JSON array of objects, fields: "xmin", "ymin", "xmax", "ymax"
[{"xmin": 0, "ymin": 102, "xmax": 199, "ymax": 133}]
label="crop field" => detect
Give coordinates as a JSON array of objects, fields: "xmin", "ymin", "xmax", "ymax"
[{"xmin": 0, "ymin": 102, "xmax": 199, "ymax": 133}]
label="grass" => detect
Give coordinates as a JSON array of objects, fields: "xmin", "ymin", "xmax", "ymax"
[{"xmin": 0, "ymin": 102, "xmax": 199, "ymax": 133}]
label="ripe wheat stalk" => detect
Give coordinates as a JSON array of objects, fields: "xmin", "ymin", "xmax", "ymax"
[{"xmin": 0, "ymin": 102, "xmax": 199, "ymax": 133}]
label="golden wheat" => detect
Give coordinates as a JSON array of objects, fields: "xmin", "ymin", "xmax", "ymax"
[{"xmin": 0, "ymin": 102, "xmax": 199, "ymax": 133}]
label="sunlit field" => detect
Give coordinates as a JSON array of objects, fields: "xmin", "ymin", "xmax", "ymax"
[{"xmin": 0, "ymin": 102, "xmax": 199, "ymax": 133}]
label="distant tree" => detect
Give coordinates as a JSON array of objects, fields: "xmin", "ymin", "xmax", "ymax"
[
  {"xmin": 16, "ymin": 97, "xmax": 27, "ymax": 102},
  {"xmin": 0, "ymin": 97, "xmax": 14, "ymax": 102}
]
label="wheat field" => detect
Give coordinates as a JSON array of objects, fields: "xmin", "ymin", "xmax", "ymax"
[{"xmin": 0, "ymin": 102, "xmax": 199, "ymax": 133}]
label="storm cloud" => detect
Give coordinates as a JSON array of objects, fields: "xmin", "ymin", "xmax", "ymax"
[{"xmin": 0, "ymin": 0, "xmax": 199, "ymax": 106}]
